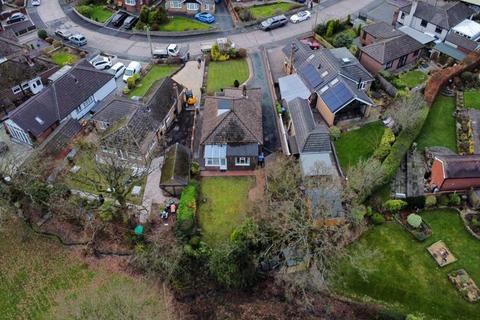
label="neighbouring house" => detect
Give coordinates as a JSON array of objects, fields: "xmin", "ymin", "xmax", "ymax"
[
  {"xmin": 451, "ymin": 19, "xmax": 480, "ymax": 41},
  {"xmin": 360, "ymin": 21, "xmax": 403, "ymax": 46},
  {"xmin": 200, "ymin": 87, "xmax": 263, "ymax": 171},
  {"xmin": 282, "ymin": 43, "xmax": 374, "ymax": 126},
  {"xmin": 443, "ymin": 32, "xmax": 480, "ymax": 55},
  {"xmin": 358, "ymin": 33, "xmax": 424, "ymax": 74},
  {"xmin": 119, "ymin": 0, "xmax": 152, "ymax": 13},
  {"xmin": 96, "ymin": 77, "xmax": 185, "ymax": 165},
  {"xmin": 160, "ymin": 143, "xmax": 191, "ymax": 196},
  {"xmin": 430, "ymin": 155, "xmax": 480, "ymax": 192},
  {"xmin": 396, "ymin": 0, "xmax": 475, "ymax": 41},
  {"xmin": 165, "ymin": 0, "xmax": 215, "ymax": 15},
  {"xmin": 3, "ymin": 60, "xmax": 116, "ymax": 146}
]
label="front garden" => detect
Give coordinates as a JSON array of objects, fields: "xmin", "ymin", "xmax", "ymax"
[
  {"xmin": 75, "ymin": 4, "xmax": 113, "ymax": 23},
  {"xmin": 235, "ymin": 1, "xmax": 302, "ymax": 22},
  {"xmin": 206, "ymin": 59, "xmax": 249, "ymax": 95},
  {"xmin": 315, "ymin": 16, "xmax": 358, "ymax": 50},
  {"xmin": 126, "ymin": 65, "xmax": 179, "ymax": 98},
  {"xmin": 51, "ymin": 51, "xmax": 79, "ymax": 66},
  {"xmin": 134, "ymin": 6, "xmax": 211, "ymax": 32},
  {"xmin": 157, "ymin": 16, "xmax": 212, "ymax": 32},
  {"xmin": 333, "ymin": 209, "xmax": 480, "ymax": 320}
]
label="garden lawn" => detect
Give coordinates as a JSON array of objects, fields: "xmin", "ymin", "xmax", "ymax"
[
  {"xmin": 128, "ymin": 65, "xmax": 179, "ymax": 98},
  {"xmin": 51, "ymin": 52, "xmax": 78, "ymax": 66},
  {"xmin": 416, "ymin": 95, "xmax": 457, "ymax": 152},
  {"xmin": 0, "ymin": 219, "xmax": 168, "ymax": 319},
  {"xmin": 333, "ymin": 209, "xmax": 480, "ymax": 320},
  {"xmin": 206, "ymin": 59, "xmax": 249, "ymax": 94},
  {"xmin": 334, "ymin": 121, "xmax": 385, "ymax": 170},
  {"xmin": 248, "ymin": 2, "xmax": 300, "ymax": 19},
  {"xmin": 465, "ymin": 89, "xmax": 480, "ymax": 110},
  {"xmin": 198, "ymin": 177, "xmax": 254, "ymax": 245},
  {"xmin": 76, "ymin": 5, "xmax": 112, "ymax": 23},
  {"xmin": 158, "ymin": 16, "xmax": 212, "ymax": 32},
  {"xmin": 394, "ymin": 70, "xmax": 428, "ymax": 89}
]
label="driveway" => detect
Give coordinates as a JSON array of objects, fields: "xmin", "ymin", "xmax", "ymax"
[
  {"xmin": 33, "ymin": 0, "xmax": 376, "ymax": 59},
  {"xmin": 172, "ymin": 60, "xmax": 205, "ymax": 103}
]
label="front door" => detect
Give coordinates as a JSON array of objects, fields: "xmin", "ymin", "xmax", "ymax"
[{"xmin": 220, "ymin": 158, "xmax": 227, "ymax": 170}]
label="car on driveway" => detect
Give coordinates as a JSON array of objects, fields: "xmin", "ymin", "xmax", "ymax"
[
  {"xmin": 122, "ymin": 15, "xmax": 138, "ymax": 30},
  {"xmin": 6, "ymin": 13, "xmax": 25, "ymax": 24},
  {"xmin": 111, "ymin": 62, "xmax": 126, "ymax": 79},
  {"xmin": 55, "ymin": 29, "xmax": 72, "ymax": 40},
  {"xmin": 290, "ymin": 10, "xmax": 311, "ymax": 23},
  {"xmin": 194, "ymin": 12, "xmax": 215, "ymax": 24},
  {"xmin": 260, "ymin": 15, "xmax": 287, "ymax": 31},
  {"xmin": 111, "ymin": 11, "xmax": 128, "ymax": 27},
  {"xmin": 69, "ymin": 34, "xmax": 87, "ymax": 46},
  {"xmin": 91, "ymin": 56, "xmax": 112, "ymax": 70},
  {"xmin": 31, "ymin": 0, "xmax": 41, "ymax": 6}
]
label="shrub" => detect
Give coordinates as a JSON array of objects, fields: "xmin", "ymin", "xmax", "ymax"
[
  {"xmin": 76, "ymin": 5, "xmax": 93, "ymax": 18},
  {"xmin": 148, "ymin": 9, "xmax": 158, "ymax": 25},
  {"xmin": 135, "ymin": 21, "xmax": 146, "ymax": 30},
  {"xmin": 45, "ymin": 37, "xmax": 54, "ymax": 44},
  {"xmin": 139, "ymin": 5, "xmax": 150, "ymax": 23},
  {"xmin": 190, "ymin": 161, "xmax": 200, "ymax": 176},
  {"xmin": 438, "ymin": 194, "xmax": 449, "ymax": 206},
  {"xmin": 332, "ymin": 32, "xmax": 353, "ymax": 48},
  {"xmin": 122, "ymin": 87, "xmax": 130, "ymax": 95},
  {"xmin": 372, "ymin": 212, "xmax": 385, "ymax": 225},
  {"xmin": 150, "ymin": 22, "xmax": 159, "ymax": 31},
  {"xmin": 315, "ymin": 23, "xmax": 327, "ymax": 36},
  {"xmin": 461, "ymin": 71, "xmax": 474, "ymax": 82},
  {"xmin": 210, "ymin": 44, "xmax": 229, "ymax": 61},
  {"xmin": 373, "ymin": 128, "xmax": 395, "ymax": 161},
  {"xmin": 469, "ymin": 189, "xmax": 480, "ymax": 209},
  {"xmin": 383, "ymin": 199, "xmax": 407, "ymax": 213},
  {"xmin": 472, "ymin": 217, "xmax": 480, "ymax": 227},
  {"xmin": 449, "ymin": 192, "xmax": 461, "ymax": 206},
  {"xmin": 79, "ymin": 51, "xmax": 87, "ymax": 58},
  {"xmin": 156, "ymin": 7, "xmax": 168, "ymax": 25},
  {"xmin": 407, "ymin": 214, "xmax": 422, "ymax": 228},
  {"xmin": 127, "ymin": 75, "xmax": 137, "ymax": 90},
  {"xmin": 237, "ymin": 7, "xmax": 253, "ymax": 22},
  {"xmin": 37, "ymin": 29, "xmax": 48, "ymax": 40},
  {"xmin": 425, "ymin": 195, "xmax": 437, "ymax": 208},
  {"xmin": 176, "ymin": 182, "xmax": 198, "ymax": 238},
  {"xmin": 325, "ymin": 21, "xmax": 334, "ymax": 37},
  {"xmin": 329, "ymin": 126, "xmax": 341, "ymax": 140},
  {"xmin": 238, "ymin": 48, "xmax": 247, "ymax": 58},
  {"xmin": 52, "ymin": 40, "xmax": 62, "ymax": 48},
  {"xmin": 228, "ymin": 48, "xmax": 239, "ymax": 59},
  {"xmin": 233, "ymin": 79, "xmax": 240, "ymax": 87}
]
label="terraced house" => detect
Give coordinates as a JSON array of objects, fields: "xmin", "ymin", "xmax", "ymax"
[{"xmin": 165, "ymin": 0, "xmax": 215, "ymax": 15}]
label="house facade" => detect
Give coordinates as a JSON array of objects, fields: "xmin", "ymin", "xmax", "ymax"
[
  {"xmin": 165, "ymin": 0, "xmax": 215, "ymax": 15},
  {"xmin": 118, "ymin": 0, "xmax": 151, "ymax": 13},
  {"xmin": 3, "ymin": 60, "xmax": 115, "ymax": 146},
  {"xmin": 431, "ymin": 155, "xmax": 480, "ymax": 192},
  {"xmin": 200, "ymin": 88, "xmax": 263, "ymax": 171}
]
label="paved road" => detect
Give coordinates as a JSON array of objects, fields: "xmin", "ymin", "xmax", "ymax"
[{"xmin": 33, "ymin": 0, "xmax": 375, "ymax": 59}]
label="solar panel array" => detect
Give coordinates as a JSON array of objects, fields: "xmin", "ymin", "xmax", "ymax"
[
  {"xmin": 300, "ymin": 64, "xmax": 323, "ymax": 89},
  {"xmin": 321, "ymin": 82, "xmax": 354, "ymax": 113}
]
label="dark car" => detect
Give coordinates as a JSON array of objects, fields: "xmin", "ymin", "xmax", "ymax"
[
  {"xmin": 122, "ymin": 15, "xmax": 138, "ymax": 30},
  {"xmin": 111, "ymin": 11, "xmax": 128, "ymax": 27},
  {"xmin": 259, "ymin": 15, "xmax": 287, "ymax": 31}
]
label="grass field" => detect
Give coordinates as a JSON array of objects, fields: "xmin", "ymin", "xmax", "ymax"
[
  {"xmin": 394, "ymin": 70, "xmax": 428, "ymax": 89},
  {"xmin": 333, "ymin": 209, "xmax": 480, "ymax": 320},
  {"xmin": 249, "ymin": 2, "xmax": 300, "ymax": 19},
  {"xmin": 465, "ymin": 89, "xmax": 480, "ymax": 110},
  {"xmin": 51, "ymin": 52, "xmax": 78, "ymax": 66},
  {"xmin": 76, "ymin": 5, "xmax": 112, "ymax": 23},
  {"xmin": 206, "ymin": 59, "xmax": 249, "ymax": 94},
  {"xmin": 334, "ymin": 121, "xmax": 385, "ymax": 170},
  {"xmin": 158, "ymin": 16, "xmax": 212, "ymax": 32},
  {"xmin": 0, "ymin": 219, "xmax": 168, "ymax": 319},
  {"xmin": 198, "ymin": 177, "xmax": 254, "ymax": 245},
  {"xmin": 416, "ymin": 95, "xmax": 457, "ymax": 152},
  {"xmin": 128, "ymin": 65, "xmax": 179, "ymax": 98}
]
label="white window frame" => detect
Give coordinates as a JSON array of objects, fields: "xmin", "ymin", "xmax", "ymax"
[
  {"xmin": 125, "ymin": 0, "xmax": 136, "ymax": 6},
  {"xmin": 235, "ymin": 157, "xmax": 250, "ymax": 166},
  {"xmin": 359, "ymin": 82, "xmax": 366, "ymax": 90},
  {"xmin": 11, "ymin": 85, "xmax": 21, "ymax": 95},
  {"xmin": 170, "ymin": 0, "xmax": 182, "ymax": 8},
  {"xmin": 76, "ymin": 95, "xmax": 95, "ymax": 114},
  {"xmin": 187, "ymin": 2, "xmax": 199, "ymax": 11}
]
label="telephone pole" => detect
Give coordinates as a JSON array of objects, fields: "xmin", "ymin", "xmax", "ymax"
[{"xmin": 145, "ymin": 25, "xmax": 153, "ymax": 58}]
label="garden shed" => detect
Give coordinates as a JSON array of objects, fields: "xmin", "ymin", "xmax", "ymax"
[{"xmin": 160, "ymin": 143, "xmax": 191, "ymax": 196}]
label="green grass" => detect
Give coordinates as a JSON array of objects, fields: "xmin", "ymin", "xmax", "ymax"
[
  {"xmin": 394, "ymin": 70, "xmax": 428, "ymax": 89},
  {"xmin": 334, "ymin": 121, "xmax": 385, "ymax": 170},
  {"xmin": 333, "ymin": 209, "xmax": 480, "ymax": 320},
  {"xmin": 0, "ymin": 218, "xmax": 168, "ymax": 319},
  {"xmin": 157, "ymin": 16, "xmax": 212, "ymax": 32},
  {"xmin": 51, "ymin": 52, "xmax": 78, "ymax": 66},
  {"xmin": 465, "ymin": 89, "xmax": 480, "ymax": 110},
  {"xmin": 248, "ymin": 2, "xmax": 300, "ymax": 19},
  {"xmin": 76, "ymin": 5, "xmax": 112, "ymax": 23},
  {"xmin": 128, "ymin": 65, "xmax": 179, "ymax": 98},
  {"xmin": 206, "ymin": 59, "xmax": 249, "ymax": 94},
  {"xmin": 198, "ymin": 177, "xmax": 254, "ymax": 245},
  {"xmin": 416, "ymin": 95, "xmax": 457, "ymax": 152}
]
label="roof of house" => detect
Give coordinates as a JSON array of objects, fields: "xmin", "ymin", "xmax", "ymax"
[
  {"xmin": 281, "ymin": 38, "xmax": 324, "ymax": 70},
  {"xmin": 38, "ymin": 118, "xmax": 82, "ymax": 156},
  {"xmin": 436, "ymin": 155, "xmax": 480, "ymax": 179},
  {"xmin": 287, "ymin": 97, "xmax": 331, "ymax": 154},
  {"xmin": 360, "ymin": 34, "xmax": 424, "ymax": 64},
  {"xmin": 398, "ymin": 25, "xmax": 437, "ymax": 44},
  {"xmin": 160, "ymin": 143, "xmax": 191, "ymax": 186},
  {"xmin": 0, "ymin": 36, "xmax": 23, "ymax": 59},
  {"xmin": 93, "ymin": 98, "xmax": 139, "ymax": 124},
  {"xmin": 363, "ymin": 21, "xmax": 403, "ymax": 40},
  {"xmin": 8, "ymin": 60, "xmax": 114, "ymax": 138},
  {"xmin": 278, "ymin": 73, "xmax": 311, "ymax": 103},
  {"xmin": 445, "ymin": 32, "xmax": 480, "ymax": 51},
  {"xmin": 434, "ymin": 42, "xmax": 466, "ymax": 61},
  {"xmin": 306, "ymin": 187, "xmax": 344, "ymax": 218},
  {"xmin": 400, "ymin": 1, "xmax": 474, "ymax": 29},
  {"xmin": 452, "ymin": 19, "xmax": 480, "ymax": 39},
  {"xmin": 201, "ymin": 88, "xmax": 263, "ymax": 145}
]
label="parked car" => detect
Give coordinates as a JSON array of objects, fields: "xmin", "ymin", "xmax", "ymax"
[
  {"xmin": 91, "ymin": 56, "xmax": 112, "ymax": 70},
  {"xmin": 290, "ymin": 10, "xmax": 311, "ymax": 23},
  {"xmin": 111, "ymin": 62, "xmax": 126, "ymax": 79},
  {"xmin": 31, "ymin": 0, "xmax": 41, "ymax": 6},
  {"xmin": 55, "ymin": 29, "xmax": 72, "ymax": 40},
  {"xmin": 6, "ymin": 13, "xmax": 25, "ymax": 24},
  {"xmin": 111, "ymin": 11, "xmax": 128, "ymax": 27},
  {"xmin": 69, "ymin": 34, "xmax": 87, "ymax": 46},
  {"xmin": 194, "ymin": 12, "xmax": 215, "ymax": 24},
  {"xmin": 123, "ymin": 61, "xmax": 141, "ymax": 82},
  {"xmin": 122, "ymin": 15, "xmax": 137, "ymax": 30},
  {"xmin": 259, "ymin": 15, "xmax": 287, "ymax": 31}
]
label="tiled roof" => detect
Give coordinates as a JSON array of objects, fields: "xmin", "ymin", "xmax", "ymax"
[
  {"xmin": 445, "ymin": 32, "xmax": 480, "ymax": 52},
  {"xmin": 160, "ymin": 143, "xmax": 190, "ymax": 186},
  {"xmin": 38, "ymin": 118, "xmax": 82, "ymax": 156},
  {"xmin": 360, "ymin": 34, "xmax": 424, "ymax": 64},
  {"xmin": 92, "ymin": 98, "xmax": 139, "ymax": 124},
  {"xmin": 400, "ymin": 1, "xmax": 474, "ymax": 29},
  {"xmin": 436, "ymin": 155, "xmax": 480, "ymax": 179},
  {"xmin": 363, "ymin": 21, "xmax": 402, "ymax": 40}
]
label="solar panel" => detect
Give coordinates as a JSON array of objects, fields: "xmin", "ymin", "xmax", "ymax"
[
  {"xmin": 321, "ymin": 82, "xmax": 354, "ymax": 113},
  {"xmin": 300, "ymin": 64, "xmax": 323, "ymax": 89}
]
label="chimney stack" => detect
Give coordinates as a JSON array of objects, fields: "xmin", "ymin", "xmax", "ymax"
[{"xmin": 405, "ymin": 0, "xmax": 418, "ymax": 27}]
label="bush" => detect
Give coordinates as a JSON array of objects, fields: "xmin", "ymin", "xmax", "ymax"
[
  {"xmin": 45, "ymin": 37, "xmax": 54, "ymax": 44},
  {"xmin": 135, "ymin": 21, "xmax": 146, "ymax": 30},
  {"xmin": 76, "ymin": 5, "xmax": 93, "ymax": 18},
  {"xmin": 469, "ymin": 189, "xmax": 480, "ymax": 209},
  {"xmin": 127, "ymin": 74, "xmax": 138, "ymax": 90},
  {"xmin": 373, "ymin": 128, "xmax": 395, "ymax": 161},
  {"xmin": 329, "ymin": 126, "xmax": 341, "ymax": 140},
  {"xmin": 150, "ymin": 22, "xmax": 159, "ymax": 31},
  {"xmin": 383, "ymin": 199, "xmax": 407, "ymax": 213},
  {"xmin": 461, "ymin": 71, "xmax": 474, "ymax": 82},
  {"xmin": 449, "ymin": 192, "xmax": 461, "ymax": 206},
  {"xmin": 325, "ymin": 21, "xmax": 334, "ymax": 37},
  {"xmin": 425, "ymin": 195, "xmax": 437, "ymax": 208},
  {"xmin": 332, "ymin": 32, "xmax": 353, "ymax": 48},
  {"xmin": 122, "ymin": 87, "xmax": 130, "ymax": 95},
  {"xmin": 372, "ymin": 212, "xmax": 385, "ymax": 225},
  {"xmin": 148, "ymin": 9, "xmax": 158, "ymax": 25},
  {"xmin": 472, "ymin": 217, "xmax": 480, "ymax": 227},
  {"xmin": 438, "ymin": 194, "xmax": 449, "ymax": 206},
  {"xmin": 210, "ymin": 44, "xmax": 229, "ymax": 61},
  {"xmin": 407, "ymin": 214, "xmax": 422, "ymax": 228},
  {"xmin": 233, "ymin": 79, "xmax": 240, "ymax": 87},
  {"xmin": 315, "ymin": 23, "xmax": 327, "ymax": 36},
  {"xmin": 238, "ymin": 48, "xmax": 247, "ymax": 58},
  {"xmin": 52, "ymin": 40, "xmax": 62, "ymax": 48},
  {"xmin": 139, "ymin": 5, "xmax": 150, "ymax": 23},
  {"xmin": 37, "ymin": 29, "xmax": 48, "ymax": 40},
  {"xmin": 176, "ymin": 182, "xmax": 198, "ymax": 238},
  {"xmin": 190, "ymin": 161, "xmax": 200, "ymax": 176},
  {"xmin": 237, "ymin": 7, "xmax": 253, "ymax": 22},
  {"xmin": 228, "ymin": 48, "xmax": 239, "ymax": 59},
  {"xmin": 156, "ymin": 7, "xmax": 168, "ymax": 25}
]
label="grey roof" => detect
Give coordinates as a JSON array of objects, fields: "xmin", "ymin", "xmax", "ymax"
[
  {"xmin": 8, "ymin": 60, "xmax": 114, "ymax": 138},
  {"xmin": 38, "ymin": 118, "xmax": 81, "ymax": 156},
  {"xmin": 360, "ymin": 34, "xmax": 424, "ymax": 64},
  {"xmin": 436, "ymin": 155, "xmax": 480, "ymax": 179},
  {"xmin": 363, "ymin": 21, "xmax": 403, "ymax": 40},
  {"xmin": 398, "ymin": 25, "xmax": 436, "ymax": 44},
  {"xmin": 306, "ymin": 187, "xmax": 344, "ymax": 218},
  {"xmin": 281, "ymin": 38, "xmax": 323, "ymax": 70},
  {"xmin": 92, "ymin": 98, "xmax": 139, "ymax": 124},
  {"xmin": 400, "ymin": 1, "xmax": 474, "ymax": 29},
  {"xmin": 160, "ymin": 143, "xmax": 191, "ymax": 186},
  {"xmin": 445, "ymin": 32, "xmax": 480, "ymax": 51},
  {"xmin": 278, "ymin": 73, "xmax": 311, "ymax": 102},
  {"xmin": 287, "ymin": 98, "xmax": 331, "ymax": 154},
  {"xmin": 434, "ymin": 42, "xmax": 466, "ymax": 61},
  {"xmin": 226, "ymin": 143, "xmax": 259, "ymax": 156}
]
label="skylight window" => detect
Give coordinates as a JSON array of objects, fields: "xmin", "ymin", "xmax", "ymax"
[
  {"xmin": 35, "ymin": 116, "xmax": 44, "ymax": 125},
  {"xmin": 321, "ymin": 71, "xmax": 328, "ymax": 77},
  {"xmin": 329, "ymin": 78, "xmax": 339, "ymax": 86},
  {"xmin": 319, "ymin": 86, "xmax": 329, "ymax": 94}
]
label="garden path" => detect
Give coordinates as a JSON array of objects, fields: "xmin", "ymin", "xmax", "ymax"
[{"xmin": 141, "ymin": 156, "xmax": 170, "ymax": 223}]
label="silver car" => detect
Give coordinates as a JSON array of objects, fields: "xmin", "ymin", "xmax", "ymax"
[
  {"xmin": 69, "ymin": 34, "xmax": 87, "ymax": 46},
  {"xmin": 55, "ymin": 29, "xmax": 72, "ymax": 40}
]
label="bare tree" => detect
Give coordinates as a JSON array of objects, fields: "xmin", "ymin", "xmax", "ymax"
[
  {"xmin": 343, "ymin": 157, "xmax": 386, "ymax": 206},
  {"xmin": 384, "ymin": 93, "xmax": 425, "ymax": 132}
]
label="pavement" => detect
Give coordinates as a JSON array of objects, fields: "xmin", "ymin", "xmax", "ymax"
[
  {"xmin": 141, "ymin": 156, "xmax": 170, "ymax": 223},
  {"xmin": 172, "ymin": 60, "xmax": 205, "ymax": 103},
  {"xmin": 32, "ymin": 0, "xmax": 376, "ymax": 60}
]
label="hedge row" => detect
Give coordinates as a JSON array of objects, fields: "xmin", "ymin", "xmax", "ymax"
[{"xmin": 177, "ymin": 182, "xmax": 198, "ymax": 237}]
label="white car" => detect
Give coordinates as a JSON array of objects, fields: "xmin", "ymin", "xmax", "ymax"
[
  {"xmin": 31, "ymin": 0, "xmax": 40, "ymax": 6},
  {"xmin": 55, "ymin": 29, "xmax": 72, "ymax": 40},
  {"xmin": 290, "ymin": 10, "xmax": 311, "ymax": 23},
  {"xmin": 91, "ymin": 57, "xmax": 112, "ymax": 70},
  {"xmin": 111, "ymin": 62, "xmax": 126, "ymax": 79}
]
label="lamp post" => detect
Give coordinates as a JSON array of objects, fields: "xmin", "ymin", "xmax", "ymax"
[{"xmin": 145, "ymin": 25, "xmax": 153, "ymax": 58}]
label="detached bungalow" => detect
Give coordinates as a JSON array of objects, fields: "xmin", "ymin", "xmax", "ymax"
[
  {"xmin": 431, "ymin": 155, "xmax": 480, "ymax": 192},
  {"xmin": 165, "ymin": 0, "xmax": 215, "ymax": 15}
]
